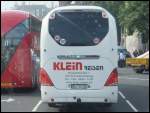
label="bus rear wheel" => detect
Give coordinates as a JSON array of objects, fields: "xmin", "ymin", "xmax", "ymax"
[
  {"xmin": 32, "ymin": 69, "xmax": 37, "ymax": 89},
  {"xmin": 48, "ymin": 103, "xmax": 57, "ymax": 107},
  {"xmin": 104, "ymin": 103, "xmax": 113, "ymax": 107},
  {"xmin": 97, "ymin": 103, "xmax": 113, "ymax": 107}
]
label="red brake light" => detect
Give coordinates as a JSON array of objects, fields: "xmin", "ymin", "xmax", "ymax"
[
  {"xmin": 39, "ymin": 68, "xmax": 54, "ymax": 86},
  {"xmin": 104, "ymin": 68, "xmax": 118, "ymax": 86}
]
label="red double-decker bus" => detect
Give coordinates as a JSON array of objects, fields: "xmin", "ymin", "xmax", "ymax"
[{"xmin": 1, "ymin": 10, "xmax": 41, "ymax": 88}]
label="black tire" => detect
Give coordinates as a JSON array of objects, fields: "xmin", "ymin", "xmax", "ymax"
[
  {"xmin": 135, "ymin": 69, "xmax": 144, "ymax": 73},
  {"xmin": 48, "ymin": 103, "xmax": 57, "ymax": 107},
  {"xmin": 96, "ymin": 103, "xmax": 113, "ymax": 108},
  {"xmin": 104, "ymin": 103, "xmax": 113, "ymax": 107},
  {"xmin": 32, "ymin": 68, "xmax": 37, "ymax": 89},
  {"xmin": 1, "ymin": 88, "xmax": 14, "ymax": 93}
]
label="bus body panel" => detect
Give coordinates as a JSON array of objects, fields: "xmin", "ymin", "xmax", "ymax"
[
  {"xmin": 1, "ymin": 33, "xmax": 38, "ymax": 88},
  {"xmin": 41, "ymin": 86, "xmax": 118, "ymax": 103},
  {"xmin": 1, "ymin": 10, "xmax": 29, "ymax": 36},
  {"xmin": 40, "ymin": 6, "xmax": 118, "ymax": 103}
]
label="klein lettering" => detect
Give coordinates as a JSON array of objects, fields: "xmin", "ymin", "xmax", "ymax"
[
  {"xmin": 53, "ymin": 62, "xmax": 104, "ymax": 71},
  {"xmin": 53, "ymin": 62, "xmax": 83, "ymax": 70}
]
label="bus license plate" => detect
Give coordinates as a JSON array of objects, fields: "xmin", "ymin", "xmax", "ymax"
[{"xmin": 71, "ymin": 84, "xmax": 88, "ymax": 89}]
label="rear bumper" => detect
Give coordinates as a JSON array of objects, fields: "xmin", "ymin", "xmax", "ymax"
[{"xmin": 41, "ymin": 86, "xmax": 118, "ymax": 103}]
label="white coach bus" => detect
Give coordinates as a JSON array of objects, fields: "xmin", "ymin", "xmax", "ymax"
[{"xmin": 40, "ymin": 6, "xmax": 118, "ymax": 106}]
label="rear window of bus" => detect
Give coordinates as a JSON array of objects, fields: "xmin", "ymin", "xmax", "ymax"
[{"xmin": 49, "ymin": 10, "xmax": 109, "ymax": 46}]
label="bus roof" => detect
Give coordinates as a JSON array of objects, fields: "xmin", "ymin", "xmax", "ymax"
[
  {"xmin": 54, "ymin": 6, "xmax": 104, "ymax": 10},
  {"xmin": 44, "ymin": 6, "xmax": 114, "ymax": 23}
]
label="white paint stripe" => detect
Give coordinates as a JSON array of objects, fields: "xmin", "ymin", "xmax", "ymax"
[
  {"xmin": 1, "ymin": 98, "xmax": 15, "ymax": 103},
  {"xmin": 126, "ymin": 100, "xmax": 138, "ymax": 112},
  {"xmin": 119, "ymin": 77, "xmax": 149, "ymax": 81},
  {"xmin": 119, "ymin": 91, "xmax": 138, "ymax": 112},
  {"xmin": 32, "ymin": 100, "xmax": 42, "ymax": 112},
  {"xmin": 119, "ymin": 91, "xmax": 126, "ymax": 99}
]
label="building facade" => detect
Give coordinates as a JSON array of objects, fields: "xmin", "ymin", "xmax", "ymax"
[{"xmin": 14, "ymin": 4, "xmax": 50, "ymax": 20}]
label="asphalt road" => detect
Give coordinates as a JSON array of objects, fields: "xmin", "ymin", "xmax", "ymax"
[{"xmin": 1, "ymin": 67, "xmax": 149, "ymax": 112}]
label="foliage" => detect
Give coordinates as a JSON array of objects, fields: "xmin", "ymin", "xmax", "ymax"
[{"xmin": 94, "ymin": 1, "xmax": 149, "ymax": 43}]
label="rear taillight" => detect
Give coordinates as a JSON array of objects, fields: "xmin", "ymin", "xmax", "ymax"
[
  {"xmin": 39, "ymin": 68, "xmax": 54, "ymax": 86},
  {"xmin": 104, "ymin": 68, "xmax": 118, "ymax": 86}
]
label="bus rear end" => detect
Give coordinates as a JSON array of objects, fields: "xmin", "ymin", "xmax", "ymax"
[{"xmin": 40, "ymin": 6, "xmax": 118, "ymax": 105}]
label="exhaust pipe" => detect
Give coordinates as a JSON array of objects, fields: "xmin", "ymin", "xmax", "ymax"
[{"xmin": 104, "ymin": 98, "xmax": 108, "ymax": 103}]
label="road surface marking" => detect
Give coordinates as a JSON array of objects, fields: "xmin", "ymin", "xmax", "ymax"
[
  {"xmin": 119, "ymin": 77, "xmax": 149, "ymax": 81},
  {"xmin": 1, "ymin": 98, "xmax": 15, "ymax": 103},
  {"xmin": 119, "ymin": 91, "xmax": 138, "ymax": 112},
  {"xmin": 32, "ymin": 100, "xmax": 42, "ymax": 112},
  {"xmin": 126, "ymin": 100, "xmax": 138, "ymax": 112},
  {"xmin": 119, "ymin": 91, "xmax": 126, "ymax": 99}
]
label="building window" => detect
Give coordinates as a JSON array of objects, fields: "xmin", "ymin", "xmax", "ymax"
[
  {"xmin": 36, "ymin": 9, "xmax": 40, "ymax": 17},
  {"xmin": 42, "ymin": 8, "xmax": 45, "ymax": 17}
]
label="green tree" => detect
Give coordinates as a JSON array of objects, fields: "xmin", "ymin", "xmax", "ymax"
[{"xmin": 118, "ymin": 1, "xmax": 149, "ymax": 44}]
